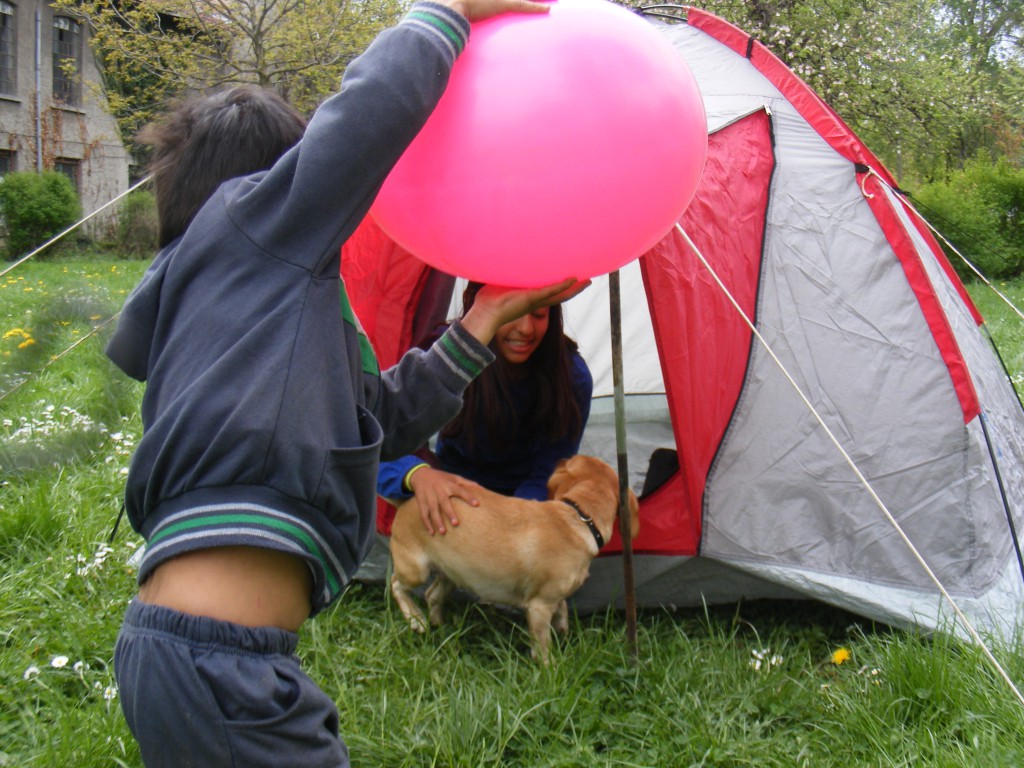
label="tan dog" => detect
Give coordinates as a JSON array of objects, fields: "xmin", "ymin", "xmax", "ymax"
[{"xmin": 389, "ymin": 454, "xmax": 640, "ymax": 663}]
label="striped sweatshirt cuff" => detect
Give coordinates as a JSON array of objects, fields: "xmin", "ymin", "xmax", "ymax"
[
  {"xmin": 434, "ymin": 319, "xmax": 495, "ymax": 386},
  {"xmin": 403, "ymin": 2, "xmax": 471, "ymax": 65}
]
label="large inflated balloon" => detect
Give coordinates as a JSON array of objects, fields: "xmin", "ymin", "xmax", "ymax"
[{"xmin": 370, "ymin": 0, "xmax": 707, "ymax": 287}]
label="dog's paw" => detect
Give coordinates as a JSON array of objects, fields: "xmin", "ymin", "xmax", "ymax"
[
  {"xmin": 408, "ymin": 614, "xmax": 428, "ymax": 634},
  {"xmin": 553, "ymin": 601, "xmax": 569, "ymax": 633},
  {"xmin": 530, "ymin": 646, "xmax": 552, "ymax": 667}
]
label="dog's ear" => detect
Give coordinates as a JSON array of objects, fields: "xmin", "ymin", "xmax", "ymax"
[{"xmin": 546, "ymin": 457, "xmax": 574, "ymax": 499}]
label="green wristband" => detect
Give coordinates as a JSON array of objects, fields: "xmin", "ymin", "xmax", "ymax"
[{"xmin": 403, "ymin": 463, "xmax": 430, "ymax": 493}]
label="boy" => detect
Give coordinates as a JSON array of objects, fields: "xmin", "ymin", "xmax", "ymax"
[{"xmin": 106, "ymin": 0, "xmax": 581, "ymax": 764}]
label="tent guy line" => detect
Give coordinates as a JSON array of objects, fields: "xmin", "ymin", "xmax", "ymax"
[
  {"xmin": 904, "ymin": 192, "xmax": 1024, "ymax": 327},
  {"xmin": 0, "ymin": 313, "xmax": 119, "ymax": 406},
  {"xmin": 0, "ymin": 175, "xmax": 152, "ymax": 282},
  {"xmin": 0, "ymin": 176, "xmax": 149, "ymax": 406},
  {"xmin": 676, "ymin": 220, "xmax": 1024, "ymax": 710}
]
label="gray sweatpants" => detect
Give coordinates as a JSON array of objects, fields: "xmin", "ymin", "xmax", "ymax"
[{"xmin": 114, "ymin": 598, "xmax": 349, "ymax": 767}]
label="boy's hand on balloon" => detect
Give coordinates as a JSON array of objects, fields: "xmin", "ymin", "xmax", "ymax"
[
  {"xmin": 443, "ymin": 0, "xmax": 552, "ymax": 22},
  {"xmin": 461, "ymin": 278, "xmax": 591, "ymax": 345}
]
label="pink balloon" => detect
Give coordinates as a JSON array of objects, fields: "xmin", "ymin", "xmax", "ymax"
[{"xmin": 371, "ymin": 0, "xmax": 707, "ymax": 287}]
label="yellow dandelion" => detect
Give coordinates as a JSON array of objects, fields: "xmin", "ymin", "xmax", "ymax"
[
  {"xmin": 830, "ymin": 647, "xmax": 851, "ymax": 665},
  {"xmin": 18, "ymin": 338, "xmax": 36, "ymax": 349}
]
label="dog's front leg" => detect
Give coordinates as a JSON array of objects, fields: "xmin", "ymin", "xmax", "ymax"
[
  {"xmin": 525, "ymin": 599, "xmax": 559, "ymax": 665},
  {"xmin": 424, "ymin": 573, "xmax": 455, "ymax": 627},
  {"xmin": 390, "ymin": 576, "xmax": 429, "ymax": 633}
]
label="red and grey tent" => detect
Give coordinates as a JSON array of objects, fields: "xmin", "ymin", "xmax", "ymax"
[{"xmin": 343, "ymin": 5, "xmax": 1024, "ymax": 638}]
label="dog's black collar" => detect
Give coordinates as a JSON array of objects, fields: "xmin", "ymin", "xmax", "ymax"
[{"xmin": 563, "ymin": 498, "xmax": 605, "ymax": 550}]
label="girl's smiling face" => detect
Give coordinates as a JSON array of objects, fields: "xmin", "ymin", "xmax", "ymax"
[{"xmin": 494, "ymin": 307, "xmax": 550, "ymax": 364}]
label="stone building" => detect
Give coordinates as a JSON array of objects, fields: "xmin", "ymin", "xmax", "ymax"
[{"xmin": 0, "ymin": 0, "xmax": 129, "ymax": 237}]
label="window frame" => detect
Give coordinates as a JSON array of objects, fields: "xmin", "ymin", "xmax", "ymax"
[
  {"xmin": 0, "ymin": 1, "xmax": 16, "ymax": 96},
  {"xmin": 52, "ymin": 14, "xmax": 82, "ymax": 107},
  {"xmin": 53, "ymin": 157, "xmax": 80, "ymax": 192}
]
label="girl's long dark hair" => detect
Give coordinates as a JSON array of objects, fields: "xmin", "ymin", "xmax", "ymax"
[{"xmin": 441, "ymin": 283, "xmax": 583, "ymax": 452}]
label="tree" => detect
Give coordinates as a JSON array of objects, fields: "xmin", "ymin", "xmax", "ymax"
[
  {"xmin": 56, "ymin": 0, "xmax": 407, "ymax": 142},
  {"xmin": 670, "ymin": 0, "xmax": 1023, "ymax": 182},
  {"xmin": 941, "ymin": 0, "xmax": 1023, "ymax": 66},
  {"xmin": 0, "ymin": 171, "xmax": 81, "ymax": 260},
  {"xmin": 912, "ymin": 155, "xmax": 1024, "ymax": 280},
  {"xmin": 68, "ymin": 0, "xmax": 1023, "ymax": 182}
]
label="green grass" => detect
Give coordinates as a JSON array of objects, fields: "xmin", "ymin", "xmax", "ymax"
[
  {"xmin": 967, "ymin": 278, "xmax": 1024, "ymax": 390},
  {"xmin": 3, "ymin": 258, "xmax": 1024, "ymax": 766}
]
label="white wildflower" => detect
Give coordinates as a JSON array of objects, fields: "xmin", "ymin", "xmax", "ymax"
[{"xmin": 749, "ymin": 647, "xmax": 782, "ymax": 671}]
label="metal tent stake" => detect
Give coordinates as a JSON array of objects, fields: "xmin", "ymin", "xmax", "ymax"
[{"xmin": 608, "ymin": 269, "xmax": 638, "ymax": 657}]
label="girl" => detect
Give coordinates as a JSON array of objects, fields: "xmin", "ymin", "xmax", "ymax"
[{"xmin": 378, "ymin": 281, "xmax": 593, "ymax": 535}]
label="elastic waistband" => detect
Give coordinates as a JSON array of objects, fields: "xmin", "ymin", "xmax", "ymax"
[
  {"xmin": 123, "ymin": 598, "xmax": 299, "ymax": 656},
  {"xmin": 137, "ymin": 488, "xmax": 351, "ymax": 614}
]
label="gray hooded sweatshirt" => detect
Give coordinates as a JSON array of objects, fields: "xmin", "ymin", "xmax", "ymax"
[{"xmin": 106, "ymin": 3, "xmax": 492, "ymax": 614}]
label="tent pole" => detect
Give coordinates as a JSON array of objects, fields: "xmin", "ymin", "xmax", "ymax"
[{"xmin": 608, "ymin": 269, "xmax": 638, "ymax": 658}]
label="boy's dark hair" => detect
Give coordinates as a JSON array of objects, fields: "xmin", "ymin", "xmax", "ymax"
[
  {"xmin": 139, "ymin": 85, "xmax": 307, "ymax": 247},
  {"xmin": 441, "ymin": 282, "xmax": 583, "ymax": 453}
]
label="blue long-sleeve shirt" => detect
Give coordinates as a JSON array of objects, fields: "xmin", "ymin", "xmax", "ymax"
[{"xmin": 378, "ymin": 350, "xmax": 593, "ymax": 501}]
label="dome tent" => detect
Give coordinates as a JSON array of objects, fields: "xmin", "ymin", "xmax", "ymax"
[{"xmin": 342, "ymin": 5, "xmax": 1024, "ymax": 639}]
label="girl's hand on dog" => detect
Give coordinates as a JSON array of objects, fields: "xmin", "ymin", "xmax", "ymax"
[{"xmin": 408, "ymin": 467, "xmax": 485, "ymax": 535}]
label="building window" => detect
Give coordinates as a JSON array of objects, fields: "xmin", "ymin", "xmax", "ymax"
[
  {"xmin": 53, "ymin": 15, "xmax": 81, "ymax": 106},
  {"xmin": 0, "ymin": 149, "xmax": 13, "ymax": 177},
  {"xmin": 54, "ymin": 157, "xmax": 79, "ymax": 192},
  {"xmin": 0, "ymin": 2, "xmax": 15, "ymax": 95}
]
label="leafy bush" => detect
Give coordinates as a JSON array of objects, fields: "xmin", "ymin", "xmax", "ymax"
[
  {"xmin": 116, "ymin": 189, "xmax": 159, "ymax": 257},
  {"xmin": 0, "ymin": 170, "xmax": 82, "ymax": 261},
  {"xmin": 912, "ymin": 157, "xmax": 1024, "ymax": 282}
]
